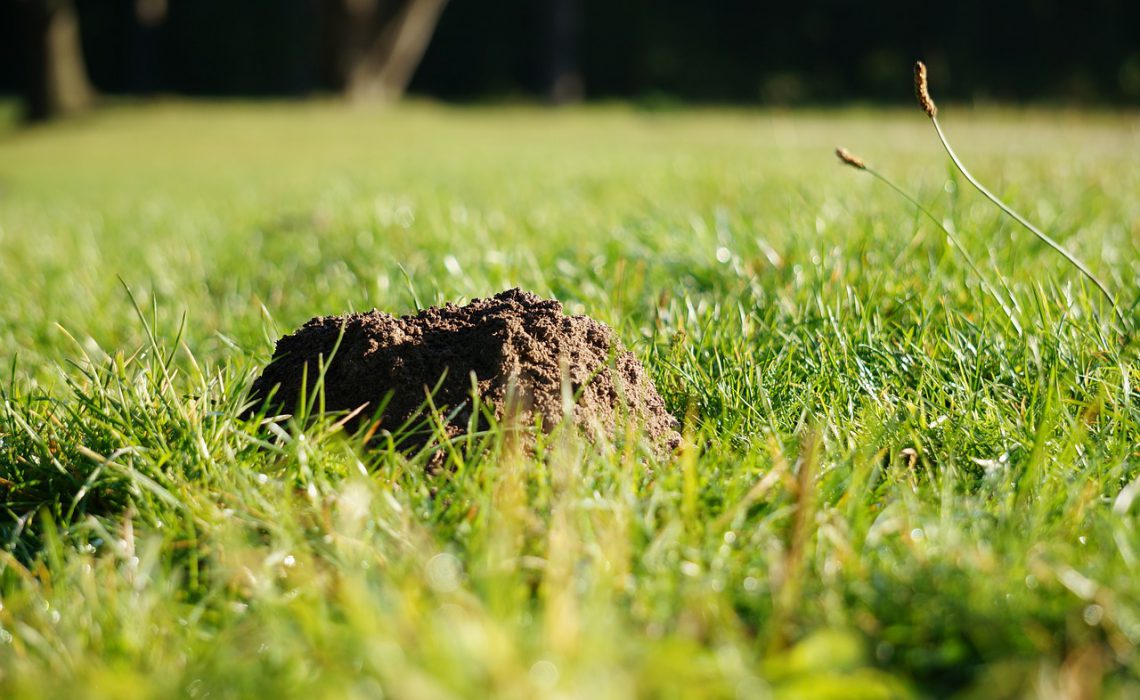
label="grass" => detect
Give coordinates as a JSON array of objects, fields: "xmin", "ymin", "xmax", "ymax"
[{"xmin": 0, "ymin": 100, "xmax": 1137, "ymax": 698}]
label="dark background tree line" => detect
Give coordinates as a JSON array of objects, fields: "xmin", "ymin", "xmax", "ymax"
[{"xmin": 3, "ymin": 0, "xmax": 1139, "ymax": 121}]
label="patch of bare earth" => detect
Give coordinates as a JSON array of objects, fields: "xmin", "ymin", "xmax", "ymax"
[{"xmin": 246, "ymin": 289, "xmax": 680, "ymax": 461}]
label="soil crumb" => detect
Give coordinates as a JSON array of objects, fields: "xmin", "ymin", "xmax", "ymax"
[{"xmin": 246, "ymin": 289, "xmax": 680, "ymax": 458}]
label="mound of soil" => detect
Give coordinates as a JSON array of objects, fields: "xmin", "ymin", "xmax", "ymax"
[{"xmin": 246, "ymin": 289, "xmax": 680, "ymax": 458}]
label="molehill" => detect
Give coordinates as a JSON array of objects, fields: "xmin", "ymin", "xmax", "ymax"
[{"xmin": 245, "ymin": 289, "xmax": 680, "ymax": 458}]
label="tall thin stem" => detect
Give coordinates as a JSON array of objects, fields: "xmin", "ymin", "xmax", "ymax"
[
  {"xmin": 914, "ymin": 61, "xmax": 1126, "ymax": 330},
  {"xmin": 930, "ymin": 118, "xmax": 1124, "ymax": 328},
  {"xmin": 864, "ymin": 166, "xmax": 1022, "ymax": 333},
  {"xmin": 837, "ymin": 147, "xmax": 1022, "ymax": 332}
]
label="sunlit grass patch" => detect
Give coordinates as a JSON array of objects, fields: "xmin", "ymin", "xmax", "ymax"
[{"xmin": 0, "ymin": 102, "xmax": 1138, "ymax": 697}]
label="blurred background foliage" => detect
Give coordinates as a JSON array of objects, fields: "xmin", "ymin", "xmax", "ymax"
[{"xmin": 3, "ymin": 0, "xmax": 1140, "ymax": 123}]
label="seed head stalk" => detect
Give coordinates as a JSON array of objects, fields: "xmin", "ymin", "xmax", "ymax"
[
  {"xmin": 913, "ymin": 61, "xmax": 1126, "ymax": 330},
  {"xmin": 835, "ymin": 148, "xmax": 1022, "ymax": 331}
]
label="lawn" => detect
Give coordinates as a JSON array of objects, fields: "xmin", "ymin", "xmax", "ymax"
[{"xmin": 0, "ymin": 101, "xmax": 1137, "ymax": 698}]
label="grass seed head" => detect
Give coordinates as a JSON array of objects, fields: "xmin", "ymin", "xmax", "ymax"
[
  {"xmin": 914, "ymin": 61, "xmax": 938, "ymax": 118},
  {"xmin": 835, "ymin": 147, "xmax": 866, "ymax": 170}
]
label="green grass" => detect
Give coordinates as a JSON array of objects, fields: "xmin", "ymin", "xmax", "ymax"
[{"xmin": 0, "ymin": 100, "xmax": 1138, "ymax": 698}]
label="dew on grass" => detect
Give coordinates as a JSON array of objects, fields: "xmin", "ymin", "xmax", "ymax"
[
  {"xmin": 396, "ymin": 205, "xmax": 414, "ymax": 230},
  {"xmin": 426, "ymin": 553, "xmax": 462, "ymax": 593},
  {"xmin": 876, "ymin": 641, "xmax": 894, "ymax": 661},
  {"xmin": 1083, "ymin": 604, "xmax": 1104, "ymax": 626},
  {"xmin": 529, "ymin": 660, "xmax": 559, "ymax": 689}
]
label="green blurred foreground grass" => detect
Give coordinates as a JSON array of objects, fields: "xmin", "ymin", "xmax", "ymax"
[{"xmin": 0, "ymin": 101, "xmax": 1138, "ymax": 698}]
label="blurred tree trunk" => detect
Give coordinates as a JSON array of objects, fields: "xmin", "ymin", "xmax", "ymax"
[
  {"xmin": 543, "ymin": 0, "xmax": 581, "ymax": 104},
  {"xmin": 128, "ymin": 0, "xmax": 168, "ymax": 93},
  {"xmin": 321, "ymin": 0, "xmax": 448, "ymax": 103},
  {"xmin": 18, "ymin": 0, "xmax": 95, "ymax": 121}
]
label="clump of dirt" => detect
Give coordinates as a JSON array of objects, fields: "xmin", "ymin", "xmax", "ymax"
[{"xmin": 245, "ymin": 289, "xmax": 680, "ymax": 459}]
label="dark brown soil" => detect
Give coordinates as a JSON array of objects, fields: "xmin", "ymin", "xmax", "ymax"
[{"xmin": 245, "ymin": 289, "xmax": 680, "ymax": 458}]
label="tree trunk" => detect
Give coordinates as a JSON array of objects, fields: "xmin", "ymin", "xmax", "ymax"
[
  {"xmin": 128, "ymin": 0, "xmax": 168, "ymax": 93},
  {"xmin": 19, "ymin": 0, "xmax": 95, "ymax": 122},
  {"xmin": 543, "ymin": 0, "xmax": 582, "ymax": 104},
  {"xmin": 324, "ymin": 0, "xmax": 448, "ymax": 103}
]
